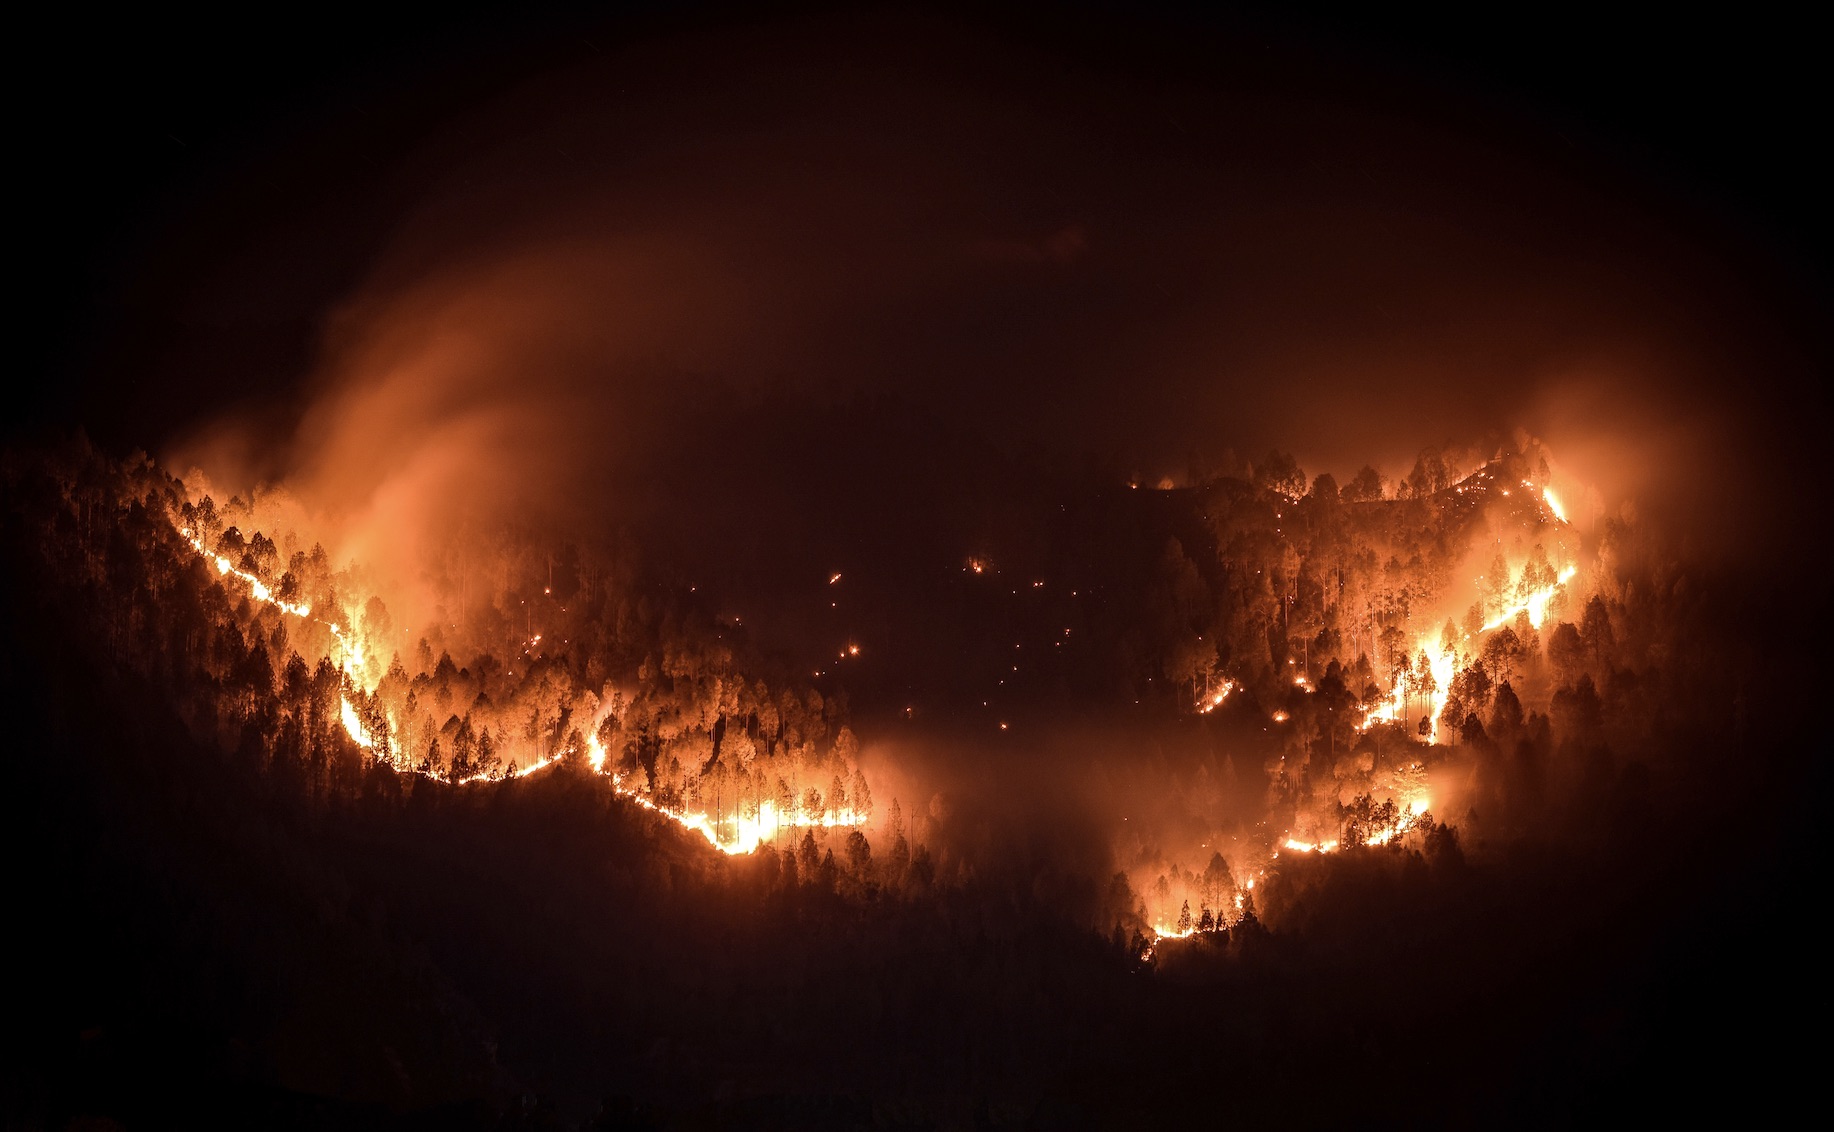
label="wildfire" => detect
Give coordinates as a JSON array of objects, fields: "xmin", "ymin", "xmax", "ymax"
[
  {"xmin": 182, "ymin": 531, "xmax": 312, "ymax": 618},
  {"xmin": 1482, "ymin": 565, "xmax": 1578, "ymax": 631},
  {"xmin": 340, "ymin": 698, "xmax": 374, "ymax": 749},
  {"xmin": 593, "ymin": 733, "xmax": 867, "ymax": 854},
  {"xmin": 1196, "ymin": 679, "xmax": 1236, "ymax": 714},
  {"xmin": 1361, "ymin": 532, "xmax": 1577, "ymax": 740},
  {"xmin": 185, "ymin": 527, "xmax": 389, "ymax": 760},
  {"xmin": 1144, "ymin": 783, "xmax": 1433, "ymax": 953},
  {"xmin": 1285, "ymin": 786, "xmax": 1432, "ymax": 857},
  {"xmin": 177, "ymin": 515, "xmax": 870, "ymax": 855},
  {"xmin": 1543, "ymin": 486, "xmax": 1568, "ymax": 522},
  {"xmin": 161, "ymin": 442, "xmax": 1567, "ymax": 971},
  {"xmin": 1375, "ymin": 641, "xmax": 1452, "ymax": 735},
  {"xmin": 1282, "ymin": 837, "xmax": 1339, "ymax": 854}
]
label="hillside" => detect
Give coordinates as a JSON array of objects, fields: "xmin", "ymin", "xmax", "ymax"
[{"xmin": 3, "ymin": 435, "xmax": 1813, "ymax": 1127}]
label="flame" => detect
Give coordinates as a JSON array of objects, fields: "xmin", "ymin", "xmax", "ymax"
[
  {"xmin": 1282, "ymin": 837, "xmax": 1338, "ymax": 854},
  {"xmin": 328, "ymin": 623, "xmax": 367, "ymax": 679},
  {"xmin": 166, "ymin": 449, "xmax": 1533, "ymax": 957},
  {"xmin": 182, "ymin": 531, "xmax": 312, "ymax": 618},
  {"xmin": 186, "ymin": 528, "xmax": 388, "ymax": 764},
  {"xmin": 1543, "ymin": 486, "xmax": 1567, "ymax": 522},
  {"xmin": 1359, "ymin": 639, "xmax": 1456, "ymax": 739},
  {"xmin": 1280, "ymin": 792, "xmax": 1431, "ymax": 856},
  {"xmin": 1144, "ymin": 785, "xmax": 1434, "ymax": 956},
  {"xmin": 1196, "ymin": 679, "xmax": 1236, "ymax": 714},
  {"xmin": 615, "ymin": 786, "xmax": 867, "ymax": 856},
  {"xmin": 1482, "ymin": 565, "xmax": 1578, "ymax": 631},
  {"xmin": 340, "ymin": 698, "xmax": 374, "ymax": 749},
  {"xmin": 1358, "ymin": 532, "xmax": 1579, "ymax": 739},
  {"xmin": 177, "ymin": 513, "xmax": 871, "ymax": 849}
]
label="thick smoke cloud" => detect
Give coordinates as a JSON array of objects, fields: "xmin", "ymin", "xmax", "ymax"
[{"xmin": 169, "ymin": 9, "xmax": 1807, "ymax": 578}]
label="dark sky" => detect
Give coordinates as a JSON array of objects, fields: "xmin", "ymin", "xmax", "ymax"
[{"xmin": 15, "ymin": 2, "xmax": 1828, "ymax": 578}]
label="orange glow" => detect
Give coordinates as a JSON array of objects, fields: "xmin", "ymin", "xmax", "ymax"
[
  {"xmin": 1358, "ymin": 637, "xmax": 1456, "ymax": 739},
  {"xmin": 182, "ymin": 530, "xmax": 312, "ymax": 618},
  {"xmin": 340, "ymin": 698, "xmax": 374, "ymax": 749},
  {"xmin": 1482, "ymin": 565, "xmax": 1578, "ymax": 631},
  {"xmin": 177, "ymin": 511, "xmax": 876, "ymax": 844},
  {"xmin": 614, "ymin": 783, "xmax": 868, "ymax": 856},
  {"xmin": 1196, "ymin": 679, "xmax": 1236, "ymax": 714},
  {"xmin": 1282, "ymin": 837, "xmax": 1339, "ymax": 854},
  {"xmin": 1543, "ymin": 486, "xmax": 1568, "ymax": 522},
  {"xmin": 163, "ymin": 445, "xmax": 1562, "ymax": 963}
]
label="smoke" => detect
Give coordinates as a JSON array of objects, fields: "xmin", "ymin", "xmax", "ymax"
[
  {"xmin": 154, "ymin": 8, "xmax": 1814, "ymax": 918},
  {"xmin": 173, "ymin": 9, "xmax": 1796, "ymax": 570},
  {"xmin": 858, "ymin": 714, "xmax": 1270, "ymax": 929}
]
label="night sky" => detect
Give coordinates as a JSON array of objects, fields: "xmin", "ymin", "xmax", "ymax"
[{"xmin": 18, "ymin": 4, "xmax": 1827, "ymax": 468}]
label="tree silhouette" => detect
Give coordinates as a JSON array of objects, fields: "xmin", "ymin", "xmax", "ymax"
[
  {"xmin": 1254, "ymin": 451, "xmax": 1306, "ymax": 500},
  {"xmin": 1581, "ymin": 596, "xmax": 1616, "ymax": 668},
  {"xmin": 1343, "ymin": 465, "xmax": 1386, "ymax": 503}
]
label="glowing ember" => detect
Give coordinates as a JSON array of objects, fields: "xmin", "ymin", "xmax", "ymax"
[{"xmin": 1196, "ymin": 679, "xmax": 1236, "ymax": 714}]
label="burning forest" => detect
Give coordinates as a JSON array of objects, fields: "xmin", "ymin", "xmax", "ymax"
[
  {"xmin": 4, "ymin": 425, "xmax": 1791, "ymax": 1124},
  {"xmin": 7, "ymin": 4, "xmax": 1823, "ymax": 1128}
]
